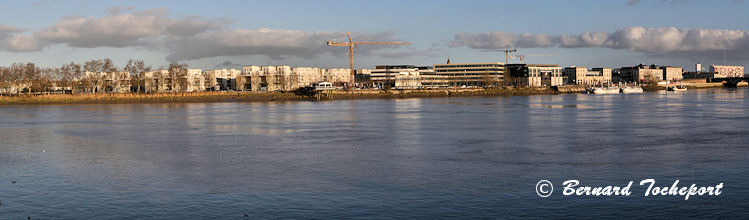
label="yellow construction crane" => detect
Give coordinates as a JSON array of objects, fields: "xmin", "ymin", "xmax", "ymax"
[
  {"xmin": 327, "ymin": 32, "xmax": 410, "ymax": 86},
  {"xmin": 483, "ymin": 45, "xmax": 517, "ymax": 64}
]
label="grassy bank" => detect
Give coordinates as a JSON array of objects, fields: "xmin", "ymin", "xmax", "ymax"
[{"xmin": 0, "ymin": 87, "xmax": 559, "ymax": 105}]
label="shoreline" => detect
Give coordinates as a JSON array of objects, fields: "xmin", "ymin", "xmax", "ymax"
[
  {"xmin": 0, "ymin": 87, "xmax": 557, "ymax": 105},
  {"xmin": 0, "ymin": 85, "xmax": 744, "ymax": 106}
]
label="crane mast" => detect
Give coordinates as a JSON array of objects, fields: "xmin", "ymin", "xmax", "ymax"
[{"xmin": 327, "ymin": 32, "xmax": 410, "ymax": 87}]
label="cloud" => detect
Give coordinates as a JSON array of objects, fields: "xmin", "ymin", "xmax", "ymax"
[
  {"xmin": 450, "ymin": 27, "xmax": 749, "ymax": 60},
  {"xmin": 0, "ymin": 7, "xmax": 411, "ymax": 62},
  {"xmin": 34, "ymin": 7, "xmax": 223, "ymax": 48},
  {"xmin": 164, "ymin": 28, "xmax": 407, "ymax": 61},
  {"xmin": 0, "ymin": 25, "xmax": 38, "ymax": 51},
  {"xmin": 214, "ymin": 61, "xmax": 241, "ymax": 69}
]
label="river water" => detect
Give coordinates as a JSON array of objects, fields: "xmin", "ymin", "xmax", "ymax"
[{"xmin": 1, "ymin": 88, "xmax": 748, "ymax": 219}]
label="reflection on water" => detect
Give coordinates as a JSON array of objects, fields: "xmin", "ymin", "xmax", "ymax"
[{"xmin": 1, "ymin": 88, "xmax": 749, "ymax": 218}]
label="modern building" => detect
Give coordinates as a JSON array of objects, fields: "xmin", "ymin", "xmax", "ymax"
[
  {"xmin": 663, "ymin": 66, "xmax": 683, "ymax": 81},
  {"xmin": 710, "ymin": 65, "xmax": 744, "ymax": 78},
  {"xmin": 240, "ymin": 65, "xmax": 261, "ymax": 91},
  {"xmin": 360, "ymin": 65, "xmax": 433, "ymax": 89},
  {"xmin": 432, "ymin": 62, "xmax": 505, "ymax": 87},
  {"xmin": 179, "ymin": 69, "xmax": 204, "ymax": 92},
  {"xmin": 241, "ymin": 65, "xmax": 351, "ymax": 92},
  {"xmin": 141, "ymin": 69, "xmax": 205, "ymax": 92},
  {"xmin": 506, "ymin": 64, "xmax": 563, "ymax": 87},
  {"xmin": 563, "ymin": 66, "xmax": 612, "ymax": 85},
  {"xmin": 321, "ymin": 68, "xmax": 351, "ymax": 85},
  {"xmin": 205, "ymin": 68, "xmax": 240, "ymax": 91},
  {"xmin": 80, "ymin": 71, "xmax": 131, "ymax": 93},
  {"xmin": 619, "ymin": 64, "xmax": 682, "ymax": 82}
]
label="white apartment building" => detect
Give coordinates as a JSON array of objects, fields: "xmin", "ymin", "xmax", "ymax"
[
  {"xmin": 564, "ymin": 67, "xmax": 612, "ymax": 85},
  {"xmin": 144, "ymin": 69, "xmax": 204, "ymax": 92},
  {"xmin": 321, "ymin": 68, "xmax": 351, "ymax": 85},
  {"xmin": 710, "ymin": 65, "xmax": 744, "ymax": 78},
  {"xmin": 184, "ymin": 69, "xmax": 205, "ymax": 92},
  {"xmin": 204, "ymin": 68, "xmax": 241, "ymax": 91},
  {"xmin": 292, "ymin": 67, "xmax": 323, "ymax": 88},
  {"xmin": 80, "ymin": 71, "xmax": 131, "ymax": 93}
]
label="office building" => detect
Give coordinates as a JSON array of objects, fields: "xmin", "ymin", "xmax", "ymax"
[
  {"xmin": 506, "ymin": 64, "xmax": 563, "ymax": 87},
  {"xmin": 432, "ymin": 62, "xmax": 505, "ymax": 87},
  {"xmin": 563, "ymin": 67, "xmax": 612, "ymax": 85}
]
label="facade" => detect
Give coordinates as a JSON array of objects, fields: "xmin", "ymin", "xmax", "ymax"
[
  {"xmin": 143, "ymin": 69, "xmax": 205, "ymax": 92},
  {"xmin": 563, "ymin": 67, "xmax": 612, "ymax": 85},
  {"xmin": 183, "ymin": 69, "xmax": 205, "ymax": 92},
  {"xmin": 80, "ymin": 71, "xmax": 131, "ymax": 93},
  {"xmin": 205, "ymin": 68, "xmax": 240, "ymax": 91},
  {"xmin": 710, "ymin": 65, "xmax": 744, "ymax": 78},
  {"xmin": 292, "ymin": 67, "xmax": 323, "ymax": 88},
  {"xmin": 619, "ymin": 64, "xmax": 682, "ymax": 82},
  {"xmin": 362, "ymin": 65, "xmax": 433, "ymax": 89},
  {"xmin": 242, "ymin": 66, "xmax": 351, "ymax": 92},
  {"xmin": 321, "ymin": 68, "xmax": 350, "ymax": 85},
  {"xmin": 663, "ymin": 66, "xmax": 683, "ymax": 81},
  {"xmin": 507, "ymin": 64, "xmax": 563, "ymax": 87},
  {"xmin": 683, "ymin": 71, "xmax": 717, "ymax": 79},
  {"xmin": 143, "ymin": 69, "xmax": 167, "ymax": 92},
  {"xmin": 432, "ymin": 62, "xmax": 505, "ymax": 87}
]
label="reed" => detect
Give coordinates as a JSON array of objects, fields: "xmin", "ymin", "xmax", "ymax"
[{"xmin": 0, "ymin": 87, "xmax": 559, "ymax": 105}]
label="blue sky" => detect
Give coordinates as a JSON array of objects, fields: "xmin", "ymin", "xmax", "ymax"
[{"xmin": 0, "ymin": 0, "xmax": 747, "ymax": 71}]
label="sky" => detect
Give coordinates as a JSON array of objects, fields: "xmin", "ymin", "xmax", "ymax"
[{"xmin": 0, "ymin": 0, "xmax": 748, "ymax": 71}]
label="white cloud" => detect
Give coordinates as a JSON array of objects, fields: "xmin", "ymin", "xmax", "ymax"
[
  {"xmin": 163, "ymin": 28, "xmax": 409, "ymax": 61},
  {"xmin": 451, "ymin": 27, "xmax": 749, "ymax": 60},
  {"xmin": 34, "ymin": 7, "xmax": 222, "ymax": 48},
  {"xmin": 0, "ymin": 7, "xmax": 411, "ymax": 62},
  {"xmin": 0, "ymin": 24, "xmax": 39, "ymax": 52}
]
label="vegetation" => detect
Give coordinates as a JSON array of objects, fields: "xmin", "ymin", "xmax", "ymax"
[
  {"xmin": 0, "ymin": 87, "xmax": 558, "ymax": 105},
  {"xmin": 0, "ymin": 58, "xmax": 153, "ymax": 96}
]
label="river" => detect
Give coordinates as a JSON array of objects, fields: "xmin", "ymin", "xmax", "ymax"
[{"xmin": 1, "ymin": 88, "xmax": 748, "ymax": 219}]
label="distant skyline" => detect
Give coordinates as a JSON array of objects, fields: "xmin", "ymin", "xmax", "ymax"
[{"xmin": 0, "ymin": 0, "xmax": 748, "ymax": 71}]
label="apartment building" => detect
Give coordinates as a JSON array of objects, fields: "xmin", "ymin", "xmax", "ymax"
[{"xmin": 564, "ymin": 67, "xmax": 612, "ymax": 85}]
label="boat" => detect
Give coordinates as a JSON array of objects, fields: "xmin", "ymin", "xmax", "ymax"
[
  {"xmin": 620, "ymin": 86, "xmax": 644, "ymax": 93},
  {"xmin": 590, "ymin": 86, "xmax": 620, "ymax": 94},
  {"xmin": 667, "ymin": 85, "xmax": 687, "ymax": 92},
  {"xmin": 618, "ymin": 82, "xmax": 643, "ymax": 94}
]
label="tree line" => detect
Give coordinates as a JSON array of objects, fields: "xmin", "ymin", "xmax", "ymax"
[{"xmin": 0, "ymin": 59, "xmax": 189, "ymax": 95}]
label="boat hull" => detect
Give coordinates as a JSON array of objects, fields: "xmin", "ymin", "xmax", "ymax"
[{"xmin": 621, "ymin": 87, "xmax": 644, "ymax": 93}]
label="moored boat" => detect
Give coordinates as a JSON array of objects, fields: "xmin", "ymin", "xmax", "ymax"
[
  {"xmin": 668, "ymin": 85, "xmax": 687, "ymax": 92},
  {"xmin": 621, "ymin": 86, "xmax": 644, "ymax": 93},
  {"xmin": 591, "ymin": 86, "xmax": 620, "ymax": 94}
]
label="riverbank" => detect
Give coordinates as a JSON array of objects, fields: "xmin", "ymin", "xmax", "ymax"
[
  {"xmin": 1, "ymin": 84, "xmax": 746, "ymax": 105},
  {"xmin": 0, "ymin": 87, "xmax": 558, "ymax": 105}
]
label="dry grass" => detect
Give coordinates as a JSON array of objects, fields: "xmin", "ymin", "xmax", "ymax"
[
  {"xmin": 0, "ymin": 91, "xmax": 309, "ymax": 105},
  {"xmin": 0, "ymin": 87, "xmax": 559, "ymax": 105}
]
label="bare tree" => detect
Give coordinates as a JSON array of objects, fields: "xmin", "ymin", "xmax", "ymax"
[
  {"xmin": 83, "ymin": 59, "xmax": 104, "ymax": 93},
  {"xmin": 0, "ymin": 66, "xmax": 9, "ymax": 95},
  {"xmin": 153, "ymin": 70, "xmax": 166, "ymax": 93},
  {"xmin": 124, "ymin": 59, "xmax": 151, "ymax": 93},
  {"xmin": 8, "ymin": 63, "xmax": 24, "ymax": 94},
  {"xmin": 22, "ymin": 63, "xmax": 42, "ymax": 94},
  {"xmin": 102, "ymin": 58, "xmax": 117, "ymax": 73},
  {"xmin": 84, "ymin": 59, "xmax": 104, "ymax": 73},
  {"xmin": 168, "ymin": 61, "xmax": 187, "ymax": 92},
  {"xmin": 57, "ymin": 62, "xmax": 82, "ymax": 94}
]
